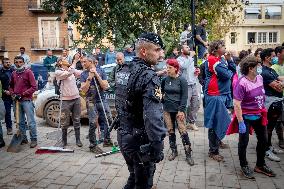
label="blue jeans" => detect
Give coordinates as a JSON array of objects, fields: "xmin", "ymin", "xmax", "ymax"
[
  {"xmin": 197, "ymin": 45, "xmax": 207, "ymax": 59},
  {"xmin": 17, "ymin": 100, "xmax": 37, "ymax": 141},
  {"xmin": 3, "ymin": 98, "xmax": 13, "ymax": 130},
  {"xmin": 96, "ymin": 100, "xmax": 112, "ymax": 140}
]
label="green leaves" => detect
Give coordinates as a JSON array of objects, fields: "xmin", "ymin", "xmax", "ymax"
[{"xmin": 43, "ymin": 0, "xmax": 241, "ymax": 50}]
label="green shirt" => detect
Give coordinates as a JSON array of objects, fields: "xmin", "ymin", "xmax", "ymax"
[{"xmin": 271, "ymin": 64, "xmax": 284, "ymax": 76}]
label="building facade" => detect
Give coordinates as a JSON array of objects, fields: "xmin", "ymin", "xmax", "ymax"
[
  {"xmin": 0, "ymin": 0, "xmax": 70, "ymax": 63},
  {"xmin": 225, "ymin": 0, "xmax": 284, "ymax": 52}
]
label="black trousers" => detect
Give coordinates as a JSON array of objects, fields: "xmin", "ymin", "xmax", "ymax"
[
  {"xmin": 117, "ymin": 130, "xmax": 155, "ymax": 189},
  {"xmin": 238, "ymin": 118, "xmax": 267, "ymax": 167},
  {"xmin": 267, "ymin": 101, "xmax": 282, "ymax": 147}
]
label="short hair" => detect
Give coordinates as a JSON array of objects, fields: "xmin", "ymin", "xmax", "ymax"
[
  {"xmin": 208, "ymin": 40, "xmax": 224, "ymax": 55},
  {"xmin": 239, "ymin": 50, "xmax": 249, "ymax": 60},
  {"xmin": 254, "ymin": 48, "xmax": 263, "ymax": 57},
  {"xmin": 184, "ymin": 23, "xmax": 189, "ymax": 30},
  {"xmin": 116, "ymin": 52, "xmax": 124, "ymax": 58},
  {"xmin": 239, "ymin": 55, "xmax": 259, "ymax": 76},
  {"xmin": 3, "ymin": 57, "xmax": 9, "ymax": 61},
  {"xmin": 20, "ymin": 47, "xmax": 25, "ymax": 50},
  {"xmin": 260, "ymin": 48, "xmax": 274, "ymax": 61},
  {"xmin": 166, "ymin": 59, "xmax": 180, "ymax": 74},
  {"xmin": 14, "ymin": 56, "xmax": 24, "ymax": 62},
  {"xmin": 275, "ymin": 46, "xmax": 284, "ymax": 55},
  {"xmin": 135, "ymin": 40, "xmax": 151, "ymax": 55}
]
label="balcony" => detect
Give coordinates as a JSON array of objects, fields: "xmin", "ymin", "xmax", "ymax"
[
  {"xmin": 30, "ymin": 37, "xmax": 66, "ymax": 51},
  {"xmin": 28, "ymin": 0, "xmax": 62, "ymax": 13},
  {"xmin": 0, "ymin": 38, "xmax": 6, "ymax": 52}
]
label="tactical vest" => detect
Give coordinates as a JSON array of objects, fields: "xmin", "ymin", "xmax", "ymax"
[{"xmin": 115, "ymin": 58, "xmax": 155, "ymax": 130}]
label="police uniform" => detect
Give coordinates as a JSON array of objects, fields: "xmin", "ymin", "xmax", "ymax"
[{"xmin": 115, "ymin": 33, "xmax": 167, "ymax": 189}]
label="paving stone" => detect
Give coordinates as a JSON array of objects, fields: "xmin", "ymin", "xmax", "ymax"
[
  {"xmin": 34, "ymin": 178, "xmax": 54, "ymax": 188},
  {"xmin": 83, "ymin": 174, "xmax": 100, "ymax": 184},
  {"xmin": 222, "ymin": 174, "xmax": 240, "ymax": 188},
  {"xmin": 65, "ymin": 173, "xmax": 87, "ymax": 186},
  {"xmin": 107, "ymin": 177, "xmax": 126, "ymax": 189},
  {"xmin": 94, "ymin": 179, "xmax": 112, "ymax": 189},
  {"xmin": 189, "ymin": 175, "xmax": 205, "ymax": 188},
  {"xmin": 206, "ymin": 173, "xmax": 223, "ymax": 187},
  {"xmin": 239, "ymin": 179, "xmax": 259, "ymax": 189},
  {"xmin": 46, "ymin": 183, "xmax": 63, "ymax": 189},
  {"xmin": 52, "ymin": 175, "xmax": 71, "ymax": 185},
  {"xmin": 77, "ymin": 182, "xmax": 94, "ymax": 189}
]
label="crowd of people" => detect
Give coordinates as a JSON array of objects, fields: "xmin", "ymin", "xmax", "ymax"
[{"xmin": 1, "ymin": 19, "xmax": 284, "ymax": 188}]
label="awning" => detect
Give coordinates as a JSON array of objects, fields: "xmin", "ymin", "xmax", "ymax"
[
  {"xmin": 266, "ymin": 6, "xmax": 282, "ymax": 16},
  {"xmin": 245, "ymin": 8, "xmax": 261, "ymax": 14}
]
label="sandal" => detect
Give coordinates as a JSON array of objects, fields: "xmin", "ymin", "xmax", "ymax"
[{"xmin": 209, "ymin": 153, "xmax": 225, "ymax": 162}]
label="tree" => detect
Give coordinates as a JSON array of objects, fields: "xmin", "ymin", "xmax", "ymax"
[{"xmin": 43, "ymin": 0, "xmax": 243, "ymax": 50}]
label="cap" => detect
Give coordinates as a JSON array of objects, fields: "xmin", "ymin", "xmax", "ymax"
[{"xmin": 137, "ymin": 32, "xmax": 165, "ymax": 49}]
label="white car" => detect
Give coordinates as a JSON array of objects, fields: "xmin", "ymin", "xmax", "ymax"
[{"xmin": 35, "ymin": 64, "xmax": 116, "ymax": 127}]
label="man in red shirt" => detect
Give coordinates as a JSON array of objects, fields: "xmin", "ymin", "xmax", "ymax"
[{"xmin": 9, "ymin": 56, "xmax": 38, "ymax": 148}]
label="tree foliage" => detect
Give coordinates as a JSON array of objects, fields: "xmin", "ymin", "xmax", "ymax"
[{"xmin": 43, "ymin": 0, "xmax": 243, "ymax": 50}]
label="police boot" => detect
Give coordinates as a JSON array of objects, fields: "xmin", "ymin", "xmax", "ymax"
[
  {"xmin": 168, "ymin": 133, "xmax": 178, "ymax": 161},
  {"xmin": 62, "ymin": 129, "xmax": 67, "ymax": 147},
  {"xmin": 185, "ymin": 145, "xmax": 194, "ymax": 166},
  {"xmin": 74, "ymin": 128, "xmax": 83, "ymax": 147}
]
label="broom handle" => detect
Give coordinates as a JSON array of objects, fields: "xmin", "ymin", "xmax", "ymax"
[{"xmin": 15, "ymin": 100, "xmax": 20, "ymax": 135}]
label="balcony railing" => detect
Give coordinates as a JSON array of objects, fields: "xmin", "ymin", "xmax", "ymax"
[
  {"xmin": 0, "ymin": 38, "xmax": 5, "ymax": 52},
  {"xmin": 28, "ymin": 0, "xmax": 62, "ymax": 13},
  {"xmin": 30, "ymin": 37, "xmax": 66, "ymax": 51}
]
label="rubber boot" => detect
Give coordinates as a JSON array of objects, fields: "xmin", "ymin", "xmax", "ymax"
[
  {"xmin": 181, "ymin": 132, "xmax": 194, "ymax": 165},
  {"xmin": 185, "ymin": 145, "xmax": 194, "ymax": 166},
  {"xmin": 168, "ymin": 133, "xmax": 178, "ymax": 161},
  {"xmin": 75, "ymin": 128, "xmax": 83, "ymax": 147},
  {"xmin": 62, "ymin": 129, "xmax": 67, "ymax": 147}
]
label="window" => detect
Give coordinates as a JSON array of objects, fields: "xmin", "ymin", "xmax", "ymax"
[
  {"xmin": 247, "ymin": 32, "xmax": 256, "ymax": 44},
  {"xmin": 265, "ymin": 6, "xmax": 282, "ymax": 19},
  {"xmin": 269, "ymin": 32, "xmax": 278, "ymax": 43},
  {"xmin": 245, "ymin": 7, "xmax": 261, "ymax": 19},
  {"xmin": 38, "ymin": 17, "xmax": 60, "ymax": 48},
  {"xmin": 258, "ymin": 32, "xmax": 267, "ymax": 43},
  {"xmin": 230, "ymin": 32, "xmax": 236, "ymax": 44},
  {"xmin": 247, "ymin": 31, "xmax": 279, "ymax": 45}
]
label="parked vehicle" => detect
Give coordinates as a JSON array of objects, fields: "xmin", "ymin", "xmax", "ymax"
[{"xmin": 34, "ymin": 64, "xmax": 116, "ymax": 127}]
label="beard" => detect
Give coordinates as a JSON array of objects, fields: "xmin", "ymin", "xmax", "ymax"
[{"xmin": 144, "ymin": 55, "xmax": 158, "ymax": 65}]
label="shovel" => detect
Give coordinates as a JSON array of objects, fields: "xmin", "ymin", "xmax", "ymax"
[{"xmin": 7, "ymin": 100, "xmax": 23, "ymax": 153}]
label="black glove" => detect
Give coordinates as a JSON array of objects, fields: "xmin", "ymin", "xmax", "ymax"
[
  {"xmin": 149, "ymin": 141, "xmax": 164, "ymax": 163},
  {"xmin": 12, "ymin": 94, "xmax": 22, "ymax": 101}
]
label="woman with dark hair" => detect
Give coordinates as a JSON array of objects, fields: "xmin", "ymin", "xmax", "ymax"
[
  {"xmin": 204, "ymin": 40, "xmax": 235, "ymax": 162},
  {"xmin": 161, "ymin": 59, "xmax": 194, "ymax": 165},
  {"xmin": 227, "ymin": 55, "xmax": 275, "ymax": 178},
  {"xmin": 72, "ymin": 52, "xmax": 83, "ymax": 70}
]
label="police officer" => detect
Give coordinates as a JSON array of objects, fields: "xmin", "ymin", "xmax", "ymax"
[{"xmin": 115, "ymin": 32, "xmax": 167, "ymax": 189}]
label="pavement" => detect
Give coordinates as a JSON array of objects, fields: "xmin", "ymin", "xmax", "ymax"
[{"xmin": 1, "ymin": 112, "xmax": 284, "ymax": 189}]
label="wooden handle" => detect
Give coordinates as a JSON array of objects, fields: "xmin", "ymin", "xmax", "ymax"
[{"xmin": 15, "ymin": 101, "xmax": 20, "ymax": 129}]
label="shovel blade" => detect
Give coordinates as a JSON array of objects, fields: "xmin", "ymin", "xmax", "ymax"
[{"xmin": 7, "ymin": 133, "xmax": 23, "ymax": 153}]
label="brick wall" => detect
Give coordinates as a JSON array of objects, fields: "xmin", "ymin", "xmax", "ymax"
[{"xmin": 0, "ymin": 0, "xmax": 68, "ymax": 62}]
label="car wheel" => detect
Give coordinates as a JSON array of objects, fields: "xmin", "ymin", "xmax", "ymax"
[{"xmin": 44, "ymin": 100, "xmax": 61, "ymax": 128}]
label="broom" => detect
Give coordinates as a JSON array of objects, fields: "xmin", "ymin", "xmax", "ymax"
[{"xmin": 35, "ymin": 78, "xmax": 74, "ymax": 154}]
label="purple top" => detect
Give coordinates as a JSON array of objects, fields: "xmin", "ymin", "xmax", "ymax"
[{"xmin": 234, "ymin": 75, "xmax": 265, "ymax": 110}]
